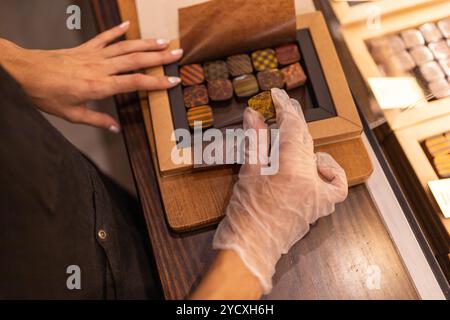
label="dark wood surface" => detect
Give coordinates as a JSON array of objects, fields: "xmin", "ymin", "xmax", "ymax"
[{"xmin": 91, "ymin": 0, "xmax": 418, "ymax": 299}]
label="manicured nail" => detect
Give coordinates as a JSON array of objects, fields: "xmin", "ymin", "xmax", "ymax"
[
  {"xmin": 170, "ymin": 49, "xmax": 183, "ymax": 56},
  {"xmin": 156, "ymin": 38, "xmax": 169, "ymax": 45},
  {"xmin": 109, "ymin": 125, "xmax": 121, "ymax": 133},
  {"xmin": 119, "ymin": 21, "xmax": 130, "ymax": 29},
  {"xmin": 168, "ymin": 77, "xmax": 181, "ymax": 84}
]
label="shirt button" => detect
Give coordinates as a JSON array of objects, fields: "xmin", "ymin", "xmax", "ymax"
[{"xmin": 98, "ymin": 229, "xmax": 107, "ymax": 240}]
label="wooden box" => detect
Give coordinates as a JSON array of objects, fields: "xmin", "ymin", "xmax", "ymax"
[
  {"xmin": 141, "ymin": 9, "xmax": 372, "ymax": 231},
  {"xmin": 337, "ymin": 0, "xmax": 450, "ymax": 131},
  {"xmin": 148, "ymin": 12, "xmax": 365, "ymax": 176}
]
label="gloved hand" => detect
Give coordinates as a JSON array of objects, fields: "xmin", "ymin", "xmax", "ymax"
[{"xmin": 213, "ymin": 88, "xmax": 348, "ymax": 294}]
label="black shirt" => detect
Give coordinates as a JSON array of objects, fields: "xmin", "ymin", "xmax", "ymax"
[{"xmin": 0, "ymin": 67, "xmax": 160, "ymax": 299}]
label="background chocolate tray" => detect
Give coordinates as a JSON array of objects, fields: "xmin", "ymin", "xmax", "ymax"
[{"xmin": 164, "ymin": 29, "xmax": 337, "ymax": 146}]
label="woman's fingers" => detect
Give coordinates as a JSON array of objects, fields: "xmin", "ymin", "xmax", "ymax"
[
  {"xmin": 105, "ymin": 48, "xmax": 183, "ymax": 74},
  {"xmin": 289, "ymin": 98, "xmax": 312, "ymax": 145},
  {"xmin": 109, "ymin": 73, "xmax": 181, "ymax": 94},
  {"xmin": 102, "ymin": 38, "xmax": 169, "ymax": 58},
  {"xmin": 85, "ymin": 74, "xmax": 181, "ymax": 99},
  {"xmin": 271, "ymin": 88, "xmax": 304, "ymax": 132},
  {"xmin": 64, "ymin": 105, "xmax": 121, "ymax": 132},
  {"xmin": 84, "ymin": 21, "xmax": 130, "ymax": 49}
]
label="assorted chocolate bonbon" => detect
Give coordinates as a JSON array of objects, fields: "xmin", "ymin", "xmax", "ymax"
[
  {"xmin": 275, "ymin": 44, "xmax": 301, "ymax": 65},
  {"xmin": 251, "ymin": 48, "xmax": 278, "ymax": 72},
  {"xmin": 226, "ymin": 54, "xmax": 253, "ymax": 77},
  {"xmin": 179, "ymin": 42, "xmax": 308, "ymax": 128},
  {"xmin": 232, "ymin": 74, "xmax": 259, "ymax": 98},
  {"xmin": 248, "ymin": 91, "xmax": 276, "ymax": 121},
  {"xmin": 281, "ymin": 63, "xmax": 307, "ymax": 90},
  {"xmin": 204, "ymin": 60, "xmax": 229, "ymax": 80},
  {"xmin": 207, "ymin": 79, "xmax": 234, "ymax": 101},
  {"xmin": 257, "ymin": 69, "xmax": 284, "ymax": 91},
  {"xmin": 179, "ymin": 64, "xmax": 205, "ymax": 86},
  {"xmin": 183, "ymin": 84, "xmax": 209, "ymax": 108},
  {"xmin": 187, "ymin": 105, "xmax": 214, "ymax": 129}
]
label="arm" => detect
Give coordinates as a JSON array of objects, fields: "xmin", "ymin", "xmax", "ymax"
[
  {"xmin": 192, "ymin": 88, "xmax": 348, "ymax": 299},
  {"xmin": 0, "ymin": 22, "xmax": 182, "ymax": 132},
  {"xmin": 190, "ymin": 250, "xmax": 263, "ymax": 300}
]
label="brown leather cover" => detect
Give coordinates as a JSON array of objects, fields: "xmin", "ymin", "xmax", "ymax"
[{"xmin": 179, "ymin": 0, "xmax": 296, "ymax": 65}]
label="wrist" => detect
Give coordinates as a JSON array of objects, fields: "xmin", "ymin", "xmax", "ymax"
[
  {"xmin": 0, "ymin": 39, "xmax": 29, "ymax": 84},
  {"xmin": 213, "ymin": 206, "xmax": 281, "ymax": 294}
]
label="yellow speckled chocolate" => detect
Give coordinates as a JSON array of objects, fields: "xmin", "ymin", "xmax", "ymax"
[{"xmin": 248, "ymin": 91, "xmax": 275, "ymax": 120}]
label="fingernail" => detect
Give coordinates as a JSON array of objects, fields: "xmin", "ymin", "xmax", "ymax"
[
  {"xmin": 168, "ymin": 77, "xmax": 181, "ymax": 84},
  {"xmin": 109, "ymin": 125, "xmax": 121, "ymax": 133},
  {"xmin": 119, "ymin": 21, "xmax": 130, "ymax": 29},
  {"xmin": 156, "ymin": 38, "xmax": 169, "ymax": 45},
  {"xmin": 271, "ymin": 87, "xmax": 282, "ymax": 95},
  {"xmin": 170, "ymin": 49, "xmax": 183, "ymax": 56}
]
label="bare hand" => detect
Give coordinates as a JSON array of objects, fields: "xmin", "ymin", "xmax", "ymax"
[{"xmin": 0, "ymin": 21, "xmax": 182, "ymax": 132}]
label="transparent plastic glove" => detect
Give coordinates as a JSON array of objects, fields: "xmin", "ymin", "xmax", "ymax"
[{"xmin": 213, "ymin": 88, "xmax": 348, "ymax": 294}]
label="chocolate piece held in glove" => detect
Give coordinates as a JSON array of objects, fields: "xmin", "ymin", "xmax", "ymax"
[
  {"xmin": 257, "ymin": 69, "xmax": 284, "ymax": 91},
  {"xmin": 183, "ymin": 84, "xmax": 209, "ymax": 108},
  {"xmin": 281, "ymin": 63, "xmax": 307, "ymax": 90},
  {"xmin": 204, "ymin": 60, "xmax": 229, "ymax": 80},
  {"xmin": 179, "ymin": 64, "xmax": 204, "ymax": 86},
  {"xmin": 207, "ymin": 79, "xmax": 233, "ymax": 101},
  {"xmin": 233, "ymin": 74, "xmax": 259, "ymax": 98},
  {"xmin": 248, "ymin": 91, "xmax": 275, "ymax": 120},
  {"xmin": 226, "ymin": 54, "xmax": 253, "ymax": 77},
  {"xmin": 275, "ymin": 43, "xmax": 301, "ymax": 65},
  {"xmin": 187, "ymin": 105, "xmax": 214, "ymax": 129},
  {"xmin": 251, "ymin": 48, "xmax": 278, "ymax": 72}
]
